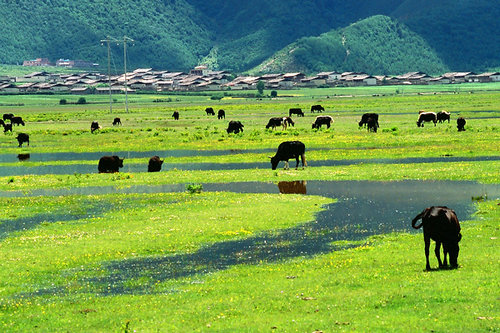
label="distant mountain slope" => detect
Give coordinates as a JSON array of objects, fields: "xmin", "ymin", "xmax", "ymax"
[{"xmin": 251, "ymin": 16, "xmax": 448, "ymax": 75}]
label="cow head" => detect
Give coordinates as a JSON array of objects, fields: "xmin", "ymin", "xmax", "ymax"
[{"xmin": 270, "ymin": 156, "xmax": 279, "ymax": 170}]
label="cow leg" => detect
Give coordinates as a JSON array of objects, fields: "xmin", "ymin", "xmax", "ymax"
[
  {"xmin": 442, "ymin": 244, "xmax": 449, "ymax": 267},
  {"xmin": 301, "ymin": 154, "xmax": 306, "ymax": 168},
  {"xmin": 284, "ymin": 161, "xmax": 289, "ymax": 170},
  {"xmin": 424, "ymin": 235, "xmax": 431, "ymax": 270},
  {"xmin": 295, "ymin": 156, "xmax": 300, "ymax": 169},
  {"xmin": 435, "ymin": 241, "xmax": 444, "ymax": 268}
]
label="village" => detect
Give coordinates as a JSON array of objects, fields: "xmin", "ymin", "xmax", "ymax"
[{"xmin": 0, "ymin": 62, "xmax": 499, "ymax": 94}]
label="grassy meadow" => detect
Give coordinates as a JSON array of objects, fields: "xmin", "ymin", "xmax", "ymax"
[{"xmin": 0, "ymin": 84, "xmax": 499, "ymax": 331}]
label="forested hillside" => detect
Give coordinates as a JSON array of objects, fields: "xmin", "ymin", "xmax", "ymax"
[{"xmin": 0, "ymin": 0, "xmax": 497, "ymax": 73}]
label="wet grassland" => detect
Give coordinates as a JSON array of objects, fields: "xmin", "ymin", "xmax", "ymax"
[{"xmin": 0, "ymin": 84, "xmax": 498, "ymax": 331}]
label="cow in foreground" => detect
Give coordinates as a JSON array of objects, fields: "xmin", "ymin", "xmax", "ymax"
[
  {"xmin": 359, "ymin": 113, "xmax": 379, "ymax": 128},
  {"xmin": 205, "ymin": 107, "xmax": 215, "ymax": 116},
  {"xmin": 218, "ymin": 109, "xmax": 225, "ymax": 119},
  {"xmin": 437, "ymin": 111, "xmax": 450, "ymax": 123},
  {"xmin": 289, "ymin": 108, "xmax": 304, "ymax": 117},
  {"xmin": 310, "ymin": 104, "xmax": 324, "ymax": 113},
  {"xmin": 91, "ymin": 121, "xmax": 101, "ymax": 133},
  {"xmin": 148, "ymin": 156, "xmax": 164, "ymax": 172},
  {"xmin": 270, "ymin": 140, "xmax": 307, "ymax": 170},
  {"xmin": 172, "ymin": 111, "xmax": 179, "ymax": 120},
  {"xmin": 112, "ymin": 117, "xmax": 122, "ymax": 126},
  {"xmin": 16, "ymin": 133, "xmax": 29, "ymax": 147},
  {"xmin": 412, "ymin": 206, "xmax": 462, "ymax": 271},
  {"xmin": 457, "ymin": 117, "xmax": 466, "ymax": 131},
  {"xmin": 226, "ymin": 120, "xmax": 244, "ymax": 134},
  {"xmin": 10, "ymin": 116, "xmax": 25, "ymax": 126},
  {"xmin": 417, "ymin": 112, "xmax": 437, "ymax": 127},
  {"xmin": 312, "ymin": 115, "xmax": 333, "ymax": 129},
  {"xmin": 98, "ymin": 156, "xmax": 124, "ymax": 173}
]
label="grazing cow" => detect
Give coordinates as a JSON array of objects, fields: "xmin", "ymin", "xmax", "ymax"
[
  {"xmin": 282, "ymin": 116, "xmax": 295, "ymax": 130},
  {"xmin": 3, "ymin": 123, "xmax": 12, "ymax": 133},
  {"xmin": 359, "ymin": 113, "xmax": 379, "ymax": 128},
  {"xmin": 437, "ymin": 111, "xmax": 451, "ymax": 123},
  {"xmin": 98, "ymin": 155, "xmax": 124, "ymax": 173},
  {"xmin": 366, "ymin": 117, "xmax": 378, "ymax": 132},
  {"xmin": 312, "ymin": 115, "xmax": 334, "ymax": 129},
  {"xmin": 10, "ymin": 116, "xmax": 25, "ymax": 126},
  {"xmin": 0, "ymin": 119, "xmax": 4, "ymax": 127},
  {"xmin": 3, "ymin": 113, "xmax": 14, "ymax": 121},
  {"xmin": 270, "ymin": 140, "xmax": 307, "ymax": 170},
  {"xmin": 112, "ymin": 117, "xmax": 122, "ymax": 126},
  {"xmin": 417, "ymin": 112, "xmax": 437, "ymax": 127},
  {"xmin": 226, "ymin": 120, "xmax": 244, "ymax": 134},
  {"xmin": 91, "ymin": 121, "xmax": 101, "ymax": 133},
  {"xmin": 218, "ymin": 109, "xmax": 226, "ymax": 119},
  {"xmin": 172, "ymin": 111, "xmax": 179, "ymax": 120},
  {"xmin": 265, "ymin": 117, "xmax": 284, "ymax": 130},
  {"xmin": 289, "ymin": 108, "xmax": 304, "ymax": 117},
  {"xmin": 457, "ymin": 117, "xmax": 466, "ymax": 131},
  {"xmin": 412, "ymin": 206, "xmax": 462, "ymax": 270},
  {"xmin": 205, "ymin": 107, "xmax": 215, "ymax": 116},
  {"xmin": 148, "ymin": 155, "xmax": 164, "ymax": 172},
  {"xmin": 17, "ymin": 153, "xmax": 30, "ymax": 161},
  {"xmin": 16, "ymin": 133, "xmax": 29, "ymax": 147},
  {"xmin": 310, "ymin": 104, "xmax": 325, "ymax": 113},
  {"xmin": 278, "ymin": 180, "xmax": 307, "ymax": 194}
]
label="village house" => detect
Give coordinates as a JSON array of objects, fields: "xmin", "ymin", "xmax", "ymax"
[
  {"xmin": 23, "ymin": 58, "xmax": 52, "ymax": 67},
  {"xmin": 473, "ymin": 72, "xmax": 500, "ymax": 83},
  {"xmin": 0, "ymin": 83, "xmax": 20, "ymax": 93}
]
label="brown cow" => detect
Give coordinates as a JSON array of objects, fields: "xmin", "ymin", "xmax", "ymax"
[
  {"xmin": 148, "ymin": 156, "xmax": 164, "ymax": 172},
  {"xmin": 412, "ymin": 206, "xmax": 462, "ymax": 270},
  {"xmin": 457, "ymin": 117, "xmax": 466, "ymax": 131},
  {"xmin": 98, "ymin": 156, "xmax": 124, "ymax": 173}
]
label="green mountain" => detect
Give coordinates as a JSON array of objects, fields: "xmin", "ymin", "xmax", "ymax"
[
  {"xmin": 0, "ymin": 0, "xmax": 497, "ymax": 73},
  {"xmin": 251, "ymin": 15, "xmax": 448, "ymax": 75}
]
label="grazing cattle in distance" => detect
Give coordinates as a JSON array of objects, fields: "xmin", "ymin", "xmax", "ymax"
[
  {"xmin": 312, "ymin": 115, "xmax": 334, "ymax": 129},
  {"xmin": 266, "ymin": 117, "xmax": 284, "ymax": 130},
  {"xmin": 226, "ymin": 120, "xmax": 244, "ymax": 134},
  {"xmin": 359, "ymin": 113, "xmax": 379, "ymax": 128},
  {"xmin": 278, "ymin": 180, "xmax": 307, "ymax": 194},
  {"xmin": 270, "ymin": 140, "xmax": 307, "ymax": 170},
  {"xmin": 10, "ymin": 116, "xmax": 25, "ymax": 126},
  {"xmin": 218, "ymin": 109, "xmax": 226, "ymax": 119},
  {"xmin": 412, "ymin": 206, "xmax": 462, "ymax": 270},
  {"xmin": 98, "ymin": 155, "xmax": 124, "ymax": 173},
  {"xmin": 3, "ymin": 123, "xmax": 12, "ymax": 133},
  {"xmin": 282, "ymin": 116, "xmax": 295, "ymax": 130},
  {"xmin": 172, "ymin": 111, "xmax": 179, "ymax": 120},
  {"xmin": 112, "ymin": 117, "xmax": 122, "ymax": 126},
  {"xmin": 17, "ymin": 153, "xmax": 30, "ymax": 161},
  {"xmin": 310, "ymin": 104, "xmax": 325, "ymax": 113},
  {"xmin": 3, "ymin": 113, "xmax": 14, "ymax": 121},
  {"xmin": 289, "ymin": 108, "xmax": 304, "ymax": 117},
  {"xmin": 417, "ymin": 112, "xmax": 437, "ymax": 127},
  {"xmin": 457, "ymin": 117, "xmax": 466, "ymax": 131},
  {"xmin": 205, "ymin": 107, "xmax": 215, "ymax": 116},
  {"xmin": 16, "ymin": 133, "xmax": 29, "ymax": 147},
  {"xmin": 91, "ymin": 121, "xmax": 101, "ymax": 133},
  {"xmin": 366, "ymin": 117, "xmax": 378, "ymax": 132},
  {"xmin": 437, "ymin": 111, "xmax": 451, "ymax": 123},
  {"xmin": 148, "ymin": 155, "xmax": 164, "ymax": 172}
]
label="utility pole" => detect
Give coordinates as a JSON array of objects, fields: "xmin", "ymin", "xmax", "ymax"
[
  {"xmin": 122, "ymin": 36, "xmax": 134, "ymax": 113},
  {"xmin": 100, "ymin": 36, "xmax": 118, "ymax": 113}
]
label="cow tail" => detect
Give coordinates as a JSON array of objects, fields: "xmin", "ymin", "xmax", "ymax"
[{"xmin": 411, "ymin": 212, "xmax": 424, "ymax": 229}]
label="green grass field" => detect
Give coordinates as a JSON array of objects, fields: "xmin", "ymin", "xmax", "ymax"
[{"xmin": 0, "ymin": 85, "xmax": 498, "ymax": 331}]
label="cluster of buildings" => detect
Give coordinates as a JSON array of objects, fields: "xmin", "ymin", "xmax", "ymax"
[
  {"xmin": 0, "ymin": 65, "xmax": 499, "ymax": 94},
  {"xmin": 22, "ymin": 58, "xmax": 97, "ymax": 68}
]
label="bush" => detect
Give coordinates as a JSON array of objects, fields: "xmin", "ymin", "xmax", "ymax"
[
  {"xmin": 270, "ymin": 90, "xmax": 278, "ymax": 98},
  {"xmin": 186, "ymin": 184, "xmax": 203, "ymax": 194},
  {"xmin": 59, "ymin": 99, "xmax": 67, "ymax": 105},
  {"xmin": 76, "ymin": 97, "xmax": 87, "ymax": 104}
]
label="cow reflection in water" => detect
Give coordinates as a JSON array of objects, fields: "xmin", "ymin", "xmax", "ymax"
[
  {"xmin": 17, "ymin": 153, "xmax": 30, "ymax": 161},
  {"xmin": 278, "ymin": 181, "xmax": 307, "ymax": 194}
]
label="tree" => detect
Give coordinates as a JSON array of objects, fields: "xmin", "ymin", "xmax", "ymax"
[
  {"xmin": 270, "ymin": 90, "xmax": 278, "ymax": 98},
  {"xmin": 256, "ymin": 80, "xmax": 265, "ymax": 95}
]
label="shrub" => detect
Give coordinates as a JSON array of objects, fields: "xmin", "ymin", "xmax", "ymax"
[
  {"xmin": 186, "ymin": 184, "xmax": 203, "ymax": 194},
  {"xmin": 59, "ymin": 99, "xmax": 67, "ymax": 105},
  {"xmin": 76, "ymin": 97, "xmax": 87, "ymax": 104}
]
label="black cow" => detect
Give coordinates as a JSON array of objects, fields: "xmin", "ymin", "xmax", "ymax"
[
  {"xmin": 289, "ymin": 108, "xmax": 304, "ymax": 117},
  {"xmin": 91, "ymin": 121, "xmax": 100, "ymax": 133},
  {"xmin": 16, "ymin": 133, "xmax": 29, "ymax": 147},
  {"xmin": 417, "ymin": 112, "xmax": 437, "ymax": 127},
  {"xmin": 148, "ymin": 155, "xmax": 164, "ymax": 172},
  {"xmin": 310, "ymin": 104, "xmax": 325, "ymax": 113},
  {"xmin": 112, "ymin": 117, "xmax": 122, "ymax": 126},
  {"xmin": 412, "ymin": 206, "xmax": 462, "ymax": 270},
  {"xmin": 366, "ymin": 117, "xmax": 378, "ymax": 132},
  {"xmin": 3, "ymin": 123, "xmax": 12, "ymax": 133},
  {"xmin": 98, "ymin": 155, "xmax": 124, "ymax": 173},
  {"xmin": 172, "ymin": 111, "xmax": 179, "ymax": 120},
  {"xmin": 265, "ymin": 117, "xmax": 283, "ymax": 130},
  {"xmin": 457, "ymin": 117, "xmax": 466, "ymax": 131},
  {"xmin": 282, "ymin": 116, "xmax": 295, "ymax": 129},
  {"xmin": 10, "ymin": 116, "xmax": 25, "ymax": 126},
  {"xmin": 0, "ymin": 120, "xmax": 4, "ymax": 127},
  {"xmin": 3, "ymin": 113, "xmax": 14, "ymax": 121},
  {"xmin": 359, "ymin": 113, "xmax": 379, "ymax": 128},
  {"xmin": 218, "ymin": 109, "xmax": 226, "ymax": 119},
  {"xmin": 205, "ymin": 107, "xmax": 215, "ymax": 116},
  {"xmin": 437, "ymin": 111, "xmax": 451, "ymax": 123},
  {"xmin": 270, "ymin": 140, "xmax": 307, "ymax": 170},
  {"xmin": 312, "ymin": 115, "xmax": 333, "ymax": 129},
  {"xmin": 226, "ymin": 120, "xmax": 244, "ymax": 134}
]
